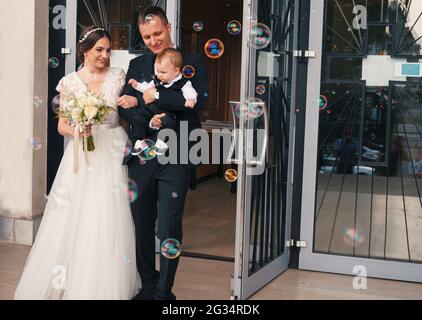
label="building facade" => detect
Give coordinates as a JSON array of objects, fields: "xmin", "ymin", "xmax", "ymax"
[{"xmin": 1, "ymin": 0, "xmax": 422, "ymax": 299}]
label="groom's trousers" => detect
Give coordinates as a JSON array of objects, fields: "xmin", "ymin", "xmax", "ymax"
[{"xmin": 128, "ymin": 157, "xmax": 190, "ymax": 296}]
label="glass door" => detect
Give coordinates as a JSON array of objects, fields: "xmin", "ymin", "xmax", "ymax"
[
  {"xmin": 66, "ymin": 0, "xmax": 168, "ymax": 73},
  {"xmin": 233, "ymin": 0, "xmax": 299, "ymax": 300},
  {"xmin": 300, "ymin": 0, "xmax": 422, "ymax": 283}
]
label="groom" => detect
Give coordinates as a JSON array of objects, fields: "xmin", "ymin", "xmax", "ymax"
[{"xmin": 117, "ymin": 6, "xmax": 208, "ymax": 300}]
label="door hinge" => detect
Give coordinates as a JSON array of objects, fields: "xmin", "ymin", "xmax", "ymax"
[
  {"xmin": 61, "ymin": 48, "xmax": 72, "ymax": 54},
  {"xmin": 286, "ymin": 239, "xmax": 307, "ymax": 248},
  {"xmin": 293, "ymin": 50, "xmax": 316, "ymax": 58}
]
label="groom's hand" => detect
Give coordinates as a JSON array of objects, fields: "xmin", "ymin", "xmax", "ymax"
[
  {"xmin": 117, "ymin": 95, "xmax": 138, "ymax": 109},
  {"xmin": 143, "ymin": 87, "xmax": 157, "ymax": 105},
  {"xmin": 151, "ymin": 113, "xmax": 166, "ymax": 128}
]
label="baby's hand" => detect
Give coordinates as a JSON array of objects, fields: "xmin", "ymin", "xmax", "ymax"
[
  {"xmin": 128, "ymin": 79, "xmax": 138, "ymax": 88},
  {"xmin": 185, "ymin": 99, "xmax": 197, "ymax": 109}
]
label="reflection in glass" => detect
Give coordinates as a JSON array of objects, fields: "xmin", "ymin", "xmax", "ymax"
[
  {"xmin": 77, "ymin": 0, "xmax": 167, "ymax": 53},
  {"xmin": 362, "ymin": 87, "xmax": 388, "ymax": 164},
  {"xmin": 325, "ymin": 0, "xmax": 366, "ymax": 54},
  {"xmin": 315, "ymin": 0, "xmax": 422, "ymax": 263},
  {"xmin": 368, "ymin": 26, "xmax": 392, "ymax": 55},
  {"xmin": 317, "ymin": 83, "xmax": 362, "ymax": 176},
  {"xmin": 329, "ymin": 57, "xmax": 363, "ymax": 80},
  {"xmin": 367, "ymin": 0, "xmax": 393, "ymax": 23},
  {"xmin": 323, "ymin": 0, "xmax": 422, "ymax": 57},
  {"xmin": 314, "ymin": 82, "xmax": 422, "ymax": 263},
  {"xmin": 110, "ymin": 25, "xmax": 129, "ymax": 50},
  {"xmin": 248, "ymin": 0, "xmax": 295, "ymax": 275},
  {"xmin": 395, "ymin": 0, "xmax": 422, "ymax": 56}
]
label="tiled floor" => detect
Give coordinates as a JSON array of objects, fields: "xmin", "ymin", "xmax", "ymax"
[
  {"xmin": 2, "ymin": 241, "xmax": 422, "ymax": 300},
  {"xmin": 2, "ymin": 177, "xmax": 422, "ymax": 300},
  {"xmin": 182, "ymin": 177, "xmax": 237, "ymax": 258}
]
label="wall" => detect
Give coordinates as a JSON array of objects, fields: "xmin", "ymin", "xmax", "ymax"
[{"xmin": 0, "ymin": 0, "xmax": 49, "ymax": 245}]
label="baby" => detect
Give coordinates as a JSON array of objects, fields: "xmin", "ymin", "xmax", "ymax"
[{"xmin": 129, "ymin": 48, "xmax": 198, "ymax": 156}]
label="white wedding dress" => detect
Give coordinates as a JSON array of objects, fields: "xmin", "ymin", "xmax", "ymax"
[{"xmin": 14, "ymin": 67, "xmax": 140, "ymax": 300}]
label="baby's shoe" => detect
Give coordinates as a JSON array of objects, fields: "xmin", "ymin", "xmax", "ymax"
[
  {"xmin": 132, "ymin": 139, "xmax": 149, "ymax": 156},
  {"xmin": 154, "ymin": 139, "xmax": 169, "ymax": 156}
]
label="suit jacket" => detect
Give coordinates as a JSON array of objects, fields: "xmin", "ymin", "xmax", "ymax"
[
  {"xmin": 131, "ymin": 75, "xmax": 194, "ymax": 141},
  {"xmin": 119, "ymin": 50, "xmax": 209, "ymax": 165}
]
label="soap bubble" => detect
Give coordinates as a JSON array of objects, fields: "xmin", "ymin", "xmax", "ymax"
[
  {"xmin": 161, "ymin": 238, "xmax": 182, "ymax": 259},
  {"xmin": 250, "ymin": 23, "xmax": 272, "ymax": 49},
  {"xmin": 193, "ymin": 21, "xmax": 204, "ymax": 32},
  {"xmin": 128, "ymin": 179, "xmax": 139, "ymax": 203},
  {"xmin": 319, "ymin": 95, "xmax": 328, "ymax": 111},
  {"xmin": 49, "ymin": 57, "xmax": 60, "ymax": 68},
  {"xmin": 30, "ymin": 138, "xmax": 42, "ymax": 150},
  {"xmin": 51, "ymin": 94, "xmax": 60, "ymax": 114},
  {"xmin": 136, "ymin": 139, "xmax": 157, "ymax": 161},
  {"xmin": 123, "ymin": 140, "xmax": 133, "ymax": 157},
  {"xmin": 343, "ymin": 228, "xmax": 366, "ymax": 247},
  {"xmin": 225, "ymin": 169, "xmax": 238, "ymax": 183},
  {"xmin": 182, "ymin": 65, "xmax": 196, "ymax": 79},
  {"xmin": 204, "ymin": 39, "xmax": 224, "ymax": 59},
  {"xmin": 145, "ymin": 14, "xmax": 156, "ymax": 24},
  {"xmin": 256, "ymin": 84, "xmax": 266, "ymax": 95},
  {"xmin": 235, "ymin": 98, "xmax": 265, "ymax": 120},
  {"xmin": 227, "ymin": 20, "xmax": 242, "ymax": 35},
  {"xmin": 34, "ymin": 96, "xmax": 43, "ymax": 108}
]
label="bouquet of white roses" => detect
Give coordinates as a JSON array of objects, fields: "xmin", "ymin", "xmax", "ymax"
[{"xmin": 58, "ymin": 90, "xmax": 115, "ymax": 152}]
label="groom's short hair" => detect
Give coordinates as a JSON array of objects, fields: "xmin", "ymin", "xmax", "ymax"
[{"xmin": 138, "ymin": 6, "xmax": 169, "ymax": 25}]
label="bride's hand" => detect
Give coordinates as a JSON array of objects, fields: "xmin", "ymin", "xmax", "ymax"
[{"xmin": 58, "ymin": 118, "xmax": 75, "ymax": 137}]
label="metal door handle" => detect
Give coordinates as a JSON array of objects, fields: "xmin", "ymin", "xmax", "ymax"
[
  {"xmin": 227, "ymin": 101, "xmax": 241, "ymax": 165},
  {"xmin": 246, "ymin": 101, "xmax": 269, "ymax": 167}
]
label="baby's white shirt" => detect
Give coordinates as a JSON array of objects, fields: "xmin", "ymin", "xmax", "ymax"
[{"xmin": 134, "ymin": 73, "xmax": 198, "ymax": 102}]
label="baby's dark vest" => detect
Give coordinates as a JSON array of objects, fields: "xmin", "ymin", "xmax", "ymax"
[{"xmin": 153, "ymin": 75, "xmax": 189, "ymax": 92}]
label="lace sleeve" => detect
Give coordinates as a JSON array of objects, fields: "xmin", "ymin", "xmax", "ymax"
[
  {"xmin": 56, "ymin": 77, "xmax": 67, "ymax": 95},
  {"xmin": 117, "ymin": 68, "xmax": 127, "ymax": 94}
]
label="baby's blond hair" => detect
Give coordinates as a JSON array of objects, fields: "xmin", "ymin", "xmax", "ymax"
[{"xmin": 156, "ymin": 48, "xmax": 183, "ymax": 70}]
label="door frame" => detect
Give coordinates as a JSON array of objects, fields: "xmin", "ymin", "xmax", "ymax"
[
  {"xmin": 62, "ymin": 0, "xmax": 79, "ymax": 150},
  {"xmin": 64, "ymin": 0, "xmax": 78, "ymax": 76},
  {"xmin": 166, "ymin": 0, "xmax": 180, "ymax": 47},
  {"xmin": 233, "ymin": 0, "xmax": 300, "ymax": 300},
  {"xmin": 298, "ymin": 0, "xmax": 422, "ymax": 283}
]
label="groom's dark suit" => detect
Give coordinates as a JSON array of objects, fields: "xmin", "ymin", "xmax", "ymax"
[{"xmin": 118, "ymin": 50, "xmax": 208, "ymax": 299}]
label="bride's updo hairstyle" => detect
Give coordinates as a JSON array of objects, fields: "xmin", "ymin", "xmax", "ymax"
[{"xmin": 76, "ymin": 26, "xmax": 112, "ymax": 63}]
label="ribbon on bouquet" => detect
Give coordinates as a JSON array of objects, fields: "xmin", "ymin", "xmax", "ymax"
[{"xmin": 73, "ymin": 124, "xmax": 90, "ymax": 174}]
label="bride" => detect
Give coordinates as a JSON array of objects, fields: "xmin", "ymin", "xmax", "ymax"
[{"xmin": 15, "ymin": 26, "xmax": 140, "ymax": 300}]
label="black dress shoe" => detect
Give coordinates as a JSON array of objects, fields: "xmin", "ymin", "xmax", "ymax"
[{"xmin": 132, "ymin": 288, "xmax": 155, "ymax": 300}]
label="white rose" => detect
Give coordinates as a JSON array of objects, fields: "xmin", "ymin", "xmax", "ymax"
[
  {"xmin": 84, "ymin": 105, "xmax": 98, "ymax": 120},
  {"xmin": 87, "ymin": 96, "xmax": 99, "ymax": 107},
  {"xmin": 75, "ymin": 93, "xmax": 86, "ymax": 103},
  {"xmin": 64, "ymin": 99, "xmax": 75, "ymax": 111},
  {"xmin": 71, "ymin": 108, "xmax": 82, "ymax": 122}
]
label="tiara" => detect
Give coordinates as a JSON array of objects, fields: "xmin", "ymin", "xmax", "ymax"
[{"xmin": 79, "ymin": 27, "xmax": 105, "ymax": 43}]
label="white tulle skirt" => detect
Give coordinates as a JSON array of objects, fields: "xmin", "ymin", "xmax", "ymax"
[{"xmin": 15, "ymin": 124, "xmax": 140, "ymax": 300}]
